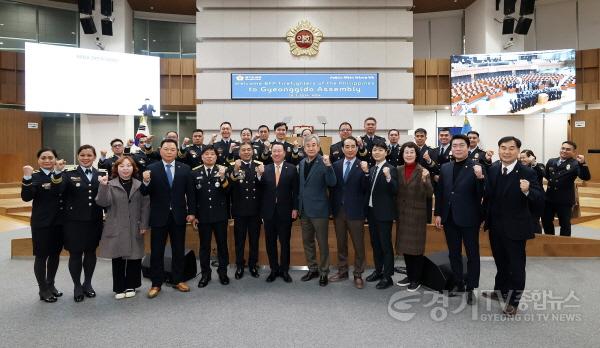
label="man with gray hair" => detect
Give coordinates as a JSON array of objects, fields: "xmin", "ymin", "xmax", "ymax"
[{"xmin": 298, "ymin": 134, "xmax": 337, "ymax": 286}]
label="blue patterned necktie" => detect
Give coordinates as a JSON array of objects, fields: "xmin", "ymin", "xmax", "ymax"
[
  {"xmin": 165, "ymin": 164, "xmax": 173, "ymax": 187},
  {"xmin": 343, "ymin": 161, "xmax": 351, "ymax": 182}
]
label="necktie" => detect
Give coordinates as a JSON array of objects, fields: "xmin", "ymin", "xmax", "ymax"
[
  {"xmin": 275, "ymin": 165, "xmax": 281, "ymax": 186},
  {"xmin": 165, "ymin": 164, "xmax": 174, "ymax": 187},
  {"xmin": 85, "ymin": 169, "xmax": 91, "ymax": 175},
  {"xmin": 557, "ymin": 159, "xmax": 563, "ymax": 167},
  {"xmin": 343, "ymin": 161, "xmax": 351, "ymax": 182},
  {"xmin": 440, "ymin": 147, "xmax": 444, "ymax": 155},
  {"xmin": 502, "ymin": 167, "xmax": 508, "ymax": 176},
  {"xmin": 371, "ymin": 165, "xmax": 379, "ymax": 185}
]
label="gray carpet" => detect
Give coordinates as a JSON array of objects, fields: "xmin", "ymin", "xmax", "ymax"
[{"xmin": 1, "ymin": 228, "xmax": 599, "ymax": 347}]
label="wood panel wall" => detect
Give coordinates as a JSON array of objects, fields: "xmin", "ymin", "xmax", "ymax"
[
  {"xmin": 0, "ymin": 52, "xmax": 25, "ymax": 105},
  {"xmin": 571, "ymin": 109, "xmax": 600, "ymax": 183},
  {"xmin": 0, "ymin": 109, "xmax": 42, "ymax": 183},
  {"xmin": 160, "ymin": 58, "xmax": 196, "ymax": 111}
]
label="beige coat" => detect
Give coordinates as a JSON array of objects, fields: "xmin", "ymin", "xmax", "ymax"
[
  {"xmin": 395, "ymin": 164, "xmax": 433, "ymax": 255},
  {"xmin": 96, "ymin": 178, "xmax": 150, "ymax": 260}
]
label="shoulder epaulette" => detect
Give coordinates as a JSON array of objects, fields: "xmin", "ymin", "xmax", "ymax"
[
  {"xmin": 253, "ymin": 160, "xmax": 263, "ymax": 165},
  {"xmin": 192, "ymin": 164, "xmax": 204, "ymax": 171}
]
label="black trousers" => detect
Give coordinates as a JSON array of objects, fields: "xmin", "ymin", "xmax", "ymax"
[
  {"xmin": 263, "ymin": 211, "xmax": 292, "ymax": 273},
  {"xmin": 150, "ymin": 213, "xmax": 186, "ymax": 287},
  {"xmin": 489, "ymin": 228, "xmax": 527, "ymax": 307},
  {"xmin": 443, "ymin": 214, "xmax": 480, "ymax": 290},
  {"xmin": 426, "ymin": 197, "xmax": 433, "ymax": 224},
  {"xmin": 542, "ymin": 202, "xmax": 572, "ymax": 236},
  {"xmin": 233, "ymin": 215, "xmax": 261, "ymax": 268},
  {"xmin": 404, "ymin": 254, "xmax": 424, "ymax": 283},
  {"xmin": 112, "ymin": 258, "xmax": 142, "ymax": 293},
  {"xmin": 368, "ymin": 209, "xmax": 394, "ymax": 279},
  {"xmin": 198, "ymin": 220, "xmax": 229, "ymax": 275}
]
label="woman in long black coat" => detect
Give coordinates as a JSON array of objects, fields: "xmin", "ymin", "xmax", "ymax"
[
  {"xmin": 21, "ymin": 148, "xmax": 65, "ymax": 303},
  {"xmin": 56, "ymin": 145, "xmax": 104, "ymax": 302}
]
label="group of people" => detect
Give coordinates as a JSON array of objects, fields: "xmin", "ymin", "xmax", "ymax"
[
  {"xmin": 510, "ymin": 88, "xmax": 564, "ymax": 113},
  {"xmin": 21, "ymin": 117, "xmax": 590, "ymax": 317}
]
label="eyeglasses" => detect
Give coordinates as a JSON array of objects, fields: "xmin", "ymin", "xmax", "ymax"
[{"xmin": 339, "ymin": 128, "xmax": 351, "ymax": 132}]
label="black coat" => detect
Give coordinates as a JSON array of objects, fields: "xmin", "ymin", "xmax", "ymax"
[
  {"xmin": 140, "ymin": 161, "xmax": 196, "ymax": 227},
  {"xmin": 365, "ymin": 161, "xmax": 398, "ymax": 221},
  {"xmin": 59, "ymin": 167, "xmax": 104, "ymax": 223},
  {"xmin": 192, "ymin": 165, "xmax": 230, "ymax": 223},
  {"xmin": 182, "ymin": 144, "xmax": 205, "ymax": 168},
  {"xmin": 434, "ymin": 160, "xmax": 485, "ymax": 228},
  {"xmin": 483, "ymin": 162, "xmax": 545, "ymax": 240},
  {"xmin": 21, "ymin": 170, "xmax": 65, "ymax": 228},
  {"xmin": 259, "ymin": 161, "xmax": 299, "ymax": 220},
  {"xmin": 386, "ymin": 144, "xmax": 402, "ymax": 167},
  {"xmin": 330, "ymin": 158, "xmax": 369, "ymax": 220},
  {"xmin": 214, "ymin": 139, "xmax": 240, "ymax": 166},
  {"xmin": 359, "ymin": 134, "xmax": 386, "ymax": 167},
  {"xmin": 544, "ymin": 157, "xmax": 591, "ymax": 206},
  {"xmin": 229, "ymin": 161, "xmax": 262, "ymax": 217}
]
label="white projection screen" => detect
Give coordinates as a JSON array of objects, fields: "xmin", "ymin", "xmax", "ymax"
[{"xmin": 25, "ymin": 42, "xmax": 160, "ymax": 115}]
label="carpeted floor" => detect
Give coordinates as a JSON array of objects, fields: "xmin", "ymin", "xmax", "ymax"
[{"xmin": 1, "ymin": 228, "xmax": 599, "ymax": 347}]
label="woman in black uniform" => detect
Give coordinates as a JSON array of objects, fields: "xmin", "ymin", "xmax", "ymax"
[
  {"xmin": 55, "ymin": 145, "xmax": 104, "ymax": 302},
  {"xmin": 520, "ymin": 149, "xmax": 546, "ymax": 233},
  {"xmin": 21, "ymin": 148, "xmax": 64, "ymax": 303}
]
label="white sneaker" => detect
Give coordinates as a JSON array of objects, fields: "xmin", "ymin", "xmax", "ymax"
[
  {"xmin": 125, "ymin": 289, "xmax": 136, "ymax": 298},
  {"xmin": 115, "ymin": 293, "xmax": 126, "ymax": 300}
]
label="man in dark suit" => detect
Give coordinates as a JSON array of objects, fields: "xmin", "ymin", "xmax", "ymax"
[
  {"xmin": 329, "ymin": 137, "xmax": 370, "ymax": 289},
  {"xmin": 257, "ymin": 143, "xmax": 299, "ymax": 283},
  {"xmin": 386, "ymin": 129, "xmax": 402, "ymax": 167},
  {"xmin": 140, "ymin": 139, "xmax": 196, "ymax": 298},
  {"xmin": 365, "ymin": 140, "xmax": 398, "ymax": 289},
  {"xmin": 212, "ymin": 121, "xmax": 240, "ymax": 166},
  {"xmin": 138, "ymin": 98, "xmax": 156, "ymax": 117},
  {"xmin": 182, "ymin": 129, "xmax": 205, "ymax": 168},
  {"xmin": 253, "ymin": 125, "xmax": 274, "ymax": 165},
  {"xmin": 359, "ymin": 117, "xmax": 386, "ymax": 167},
  {"xmin": 297, "ymin": 135, "xmax": 337, "ymax": 287},
  {"xmin": 229, "ymin": 142, "xmax": 263, "ymax": 279},
  {"xmin": 542, "ymin": 141, "xmax": 591, "ymax": 236},
  {"xmin": 482, "ymin": 136, "xmax": 544, "ymax": 316},
  {"xmin": 192, "ymin": 146, "xmax": 231, "ymax": 287},
  {"xmin": 434, "ymin": 134, "xmax": 485, "ymax": 305},
  {"xmin": 329, "ymin": 122, "xmax": 368, "ymax": 163}
]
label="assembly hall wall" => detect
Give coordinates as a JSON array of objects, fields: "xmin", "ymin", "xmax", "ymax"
[{"xmin": 195, "ymin": 0, "xmax": 415, "ymax": 136}]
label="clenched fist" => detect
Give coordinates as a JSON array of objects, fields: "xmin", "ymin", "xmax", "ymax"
[
  {"xmin": 218, "ymin": 165, "xmax": 226, "ymax": 179},
  {"xmin": 473, "ymin": 164, "xmax": 484, "ymax": 179},
  {"xmin": 520, "ymin": 179, "xmax": 530, "ymax": 193},
  {"xmin": 210, "ymin": 133, "xmax": 218, "ymax": 144},
  {"xmin": 421, "ymin": 168, "xmax": 430, "ymax": 182},
  {"xmin": 360, "ymin": 161, "xmax": 369, "ymax": 173},
  {"xmin": 576, "ymin": 155, "xmax": 585, "ymax": 164},
  {"xmin": 98, "ymin": 175, "xmax": 109, "ymax": 186},
  {"xmin": 256, "ymin": 164, "xmax": 265, "ymax": 176},
  {"xmin": 322, "ymin": 155, "xmax": 331, "ymax": 167},
  {"xmin": 264, "ymin": 141, "xmax": 272, "ymax": 150},
  {"xmin": 183, "ymin": 137, "xmax": 190, "ymax": 145},
  {"xmin": 485, "ymin": 150, "xmax": 494, "ymax": 161},
  {"xmin": 143, "ymin": 170, "xmax": 151, "ymax": 183},
  {"xmin": 127, "ymin": 139, "xmax": 134, "ymax": 147},
  {"xmin": 23, "ymin": 165, "xmax": 34, "ymax": 177},
  {"xmin": 357, "ymin": 137, "xmax": 364, "ymax": 148},
  {"xmin": 230, "ymin": 142, "xmax": 238, "ymax": 152},
  {"xmin": 382, "ymin": 166, "xmax": 390, "ymax": 178},
  {"xmin": 55, "ymin": 159, "xmax": 66, "ymax": 172},
  {"xmin": 293, "ymin": 140, "xmax": 299, "ymax": 149},
  {"xmin": 100, "ymin": 149, "xmax": 107, "ymax": 158},
  {"xmin": 234, "ymin": 159, "xmax": 242, "ymax": 171},
  {"xmin": 423, "ymin": 150, "xmax": 431, "ymax": 163}
]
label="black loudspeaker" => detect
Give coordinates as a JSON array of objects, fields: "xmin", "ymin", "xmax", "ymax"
[
  {"xmin": 520, "ymin": 0, "xmax": 535, "ymax": 16},
  {"xmin": 496, "ymin": 0, "xmax": 501, "ymax": 11},
  {"xmin": 420, "ymin": 251, "xmax": 467, "ymax": 292},
  {"xmin": 101, "ymin": 18, "xmax": 113, "ymax": 36},
  {"xmin": 515, "ymin": 17, "xmax": 533, "ymax": 35},
  {"xmin": 78, "ymin": 0, "xmax": 95, "ymax": 15},
  {"xmin": 502, "ymin": 17, "xmax": 515, "ymax": 35},
  {"xmin": 80, "ymin": 16, "xmax": 97, "ymax": 34},
  {"xmin": 504, "ymin": 0, "xmax": 516, "ymax": 15},
  {"xmin": 101, "ymin": 0, "xmax": 113, "ymax": 16},
  {"xmin": 141, "ymin": 248, "xmax": 198, "ymax": 284}
]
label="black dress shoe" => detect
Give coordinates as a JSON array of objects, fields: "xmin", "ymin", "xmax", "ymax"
[
  {"xmin": 198, "ymin": 274, "xmax": 211, "ymax": 288},
  {"xmin": 39, "ymin": 290, "xmax": 57, "ymax": 303},
  {"xmin": 73, "ymin": 286, "xmax": 84, "ymax": 302},
  {"xmin": 249, "ymin": 266, "xmax": 259, "ymax": 278},
  {"xmin": 467, "ymin": 290, "xmax": 475, "ymax": 305},
  {"xmin": 375, "ymin": 278, "xmax": 393, "ymax": 290},
  {"xmin": 48, "ymin": 283, "xmax": 63, "ymax": 297},
  {"xmin": 280, "ymin": 272, "xmax": 292, "ymax": 283},
  {"xmin": 74, "ymin": 294, "xmax": 84, "ymax": 302},
  {"xmin": 266, "ymin": 272, "xmax": 278, "ymax": 283},
  {"xmin": 319, "ymin": 275, "xmax": 328, "ymax": 287},
  {"xmin": 365, "ymin": 271, "xmax": 383, "ymax": 282},
  {"xmin": 235, "ymin": 267, "xmax": 244, "ymax": 280},
  {"xmin": 83, "ymin": 285, "xmax": 96, "ymax": 298},
  {"xmin": 449, "ymin": 283, "xmax": 466, "ymax": 297},
  {"xmin": 301, "ymin": 270, "xmax": 319, "ymax": 282},
  {"xmin": 219, "ymin": 273, "xmax": 230, "ymax": 285}
]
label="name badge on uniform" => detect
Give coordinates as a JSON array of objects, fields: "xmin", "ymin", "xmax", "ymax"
[
  {"xmin": 71, "ymin": 177, "xmax": 81, "ymax": 182},
  {"xmin": 474, "ymin": 153, "xmax": 480, "ymax": 159},
  {"xmin": 566, "ymin": 164, "xmax": 571, "ymax": 170},
  {"xmin": 76, "ymin": 183, "xmax": 81, "ymax": 187},
  {"xmin": 42, "ymin": 183, "xmax": 51, "ymax": 190},
  {"xmin": 287, "ymin": 147, "xmax": 291, "ymax": 152}
]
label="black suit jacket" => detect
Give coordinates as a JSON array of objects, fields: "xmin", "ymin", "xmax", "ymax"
[
  {"xmin": 259, "ymin": 161, "xmax": 299, "ymax": 220},
  {"xmin": 544, "ymin": 157, "xmax": 591, "ymax": 205},
  {"xmin": 483, "ymin": 162, "xmax": 544, "ymax": 240},
  {"xmin": 330, "ymin": 158, "xmax": 369, "ymax": 220},
  {"xmin": 359, "ymin": 134, "xmax": 386, "ymax": 166},
  {"xmin": 434, "ymin": 160, "xmax": 485, "ymax": 227},
  {"xmin": 140, "ymin": 161, "xmax": 195, "ymax": 227},
  {"xmin": 431, "ymin": 145, "xmax": 452, "ymax": 169},
  {"xmin": 365, "ymin": 161, "xmax": 398, "ymax": 221}
]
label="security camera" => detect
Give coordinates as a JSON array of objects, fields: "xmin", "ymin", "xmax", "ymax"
[
  {"xmin": 503, "ymin": 37, "xmax": 514, "ymax": 50},
  {"xmin": 95, "ymin": 37, "xmax": 105, "ymax": 50}
]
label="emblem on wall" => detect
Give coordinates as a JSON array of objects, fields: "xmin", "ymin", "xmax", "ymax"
[{"xmin": 286, "ymin": 20, "xmax": 323, "ymax": 56}]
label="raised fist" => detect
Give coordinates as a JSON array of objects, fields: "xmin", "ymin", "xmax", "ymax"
[
  {"xmin": 293, "ymin": 140, "xmax": 299, "ymax": 149},
  {"xmin": 23, "ymin": 165, "xmax": 34, "ymax": 177},
  {"xmin": 98, "ymin": 175, "xmax": 109, "ymax": 186},
  {"xmin": 210, "ymin": 133, "xmax": 218, "ymax": 144},
  {"xmin": 576, "ymin": 155, "xmax": 585, "ymax": 164},
  {"xmin": 360, "ymin": 161, "xmax": 369, "ymax": 173},
  {"xmin": 55, "ymin": 159, "xmax": 66, "ymax": 172},
  {"xmin": 485, "ymin": 150, "xmax": 494, "ymax": 161},
  {"xmin": 256, "ymin": 164, "xmax": 265, "ymax": 176},
  {"xmin": 382, "ymin": 167, "xmax": 390, "ymax": 177},
  {"xmin": 357, "ymin": 137, "xmax": 364, "ymax": 148},
  {"xmin": 322, "ymin": 155, "xmax": 331, "ymax": 167},
  {"xmin": 218, "ymin": 165, "xmax": 226, "ymax": 178},
  {"xmin": 183, "ymin": 137, "xmax": 190, "ymax": 145},
  {"xmin": 127, "ymin": 139, "xmax": 134, "ymax": 147},
  {"xmin": 143, "ymin": 170, "xmax": 151, "ymax": 183},
  {"xmin": 252, "ymin": 134, "xmax": 260, "ymax": 141},
  {"xmin": 423, "ymin": 150, "xmax": 431, "ymax": 163},
  {"xmin": 421, "ymin": 168, "xmax": 430, "ymax": 182},
  {"xmin": 264, "ymin": 141, "xmax": 272, "ymax": 150},
  {"xmin": 473, "ymin": 164, "xmax": 484, "ymax": 179},
  {"xmin": 100, "ymin": 150, "xmax": 107, "ymax": 158},
  {"xmin": 520, "ymin": 179, "xmax": 530, "ymax": 193},
  {"xmin": 230, "ymin": 142, "xmax": 238, "ymax": 152},
  {"xmin": 234, "ymin": 159, "xmax": 242, "ymax": 171}
]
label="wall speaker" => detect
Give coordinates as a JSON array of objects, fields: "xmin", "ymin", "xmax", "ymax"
[
  {"xmin": 101, "ymin": 18, "xmax": 113, "ymax": 36},
  {"xmin": 78, "ymin": 0, "xmax": 95, "ymax": 15},
  {"xmin": 502, "ymin": 17, "xmax": 515, "ymax": 35},
  {"xmin": 80, "ymin": 16, "xmax": 97, "ymax": 34},
  {"xmin": 520, "ymin": 0, "xmax": 536, "ymax": 16},
  {"xmin": 101, "ymin": 0, "xmax": 113, "ymax": 17},
  {"xmin": 504, "ymin": 0, "xmax": 516, "ymax": 15},
  {"xmin": 515, "ymin": 17, "xmax": 533, "ymax": 35}
]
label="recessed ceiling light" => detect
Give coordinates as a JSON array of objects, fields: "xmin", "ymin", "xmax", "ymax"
[
  {"xmin": 0, "ymin": 42, "xmax": 3, "ymax": 45},
  {"xmin": 165, "ymin": 113, "xmax": 169, "ymax": 116}
]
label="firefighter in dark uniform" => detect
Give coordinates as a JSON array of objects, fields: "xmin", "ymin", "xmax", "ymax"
[
  {"xmin": 21, "ymin": 148, "xmax": 65, "ymax": 303},
  {"xmin": 329, "ymin": 122, "xmax": 368, "ymax": 163},
  {"xmin": 386, "ymin": 129, "xmax": 402, "ymax": 167},
  {"xmin": 192, "ymin": 145, "xmax": 231, "ymax": 288},
  {"xmin": 265, "ymin": 122, "xmax": 302, "ymax": 165},
  {"xmin": 123, "ymin": 137, "xmax": 155, "ymax": 175},
  {"xmin": 98, "ymin": 138, "xmax": 126, "ymax": 175},
  {"xmin": 231, "ymin": 128, "xmax": 270, "ymax": 163},
  {"xmin": 182, "ymin": 129, "xmax": 206, "ymax": 168},
  {"xmin": 520, "ymin": 149, "xmax": 546, "ymax": 233},
  {"xmin": 358, "ymin": 117, "xmax": 386, "ymax": 167},
  {"xmin": 467, "ymin": 131, "xmax": 493, "ymax": 169},
  {"xmin": 542, "ymin": 141, "xmax": 591, "ymax": 236},
  {"xmin": 211, "ymin": 121, "xmax": 240, "ymax": 166},
  {"xmin": 55, "ymin": 145, "xmax": 105, "ymax": 302},
  {"xmin": 228, "ymin": 142, "xmax": 263, "ymax": 279},
  {"xmin": 414, "ymin": 128, "xmax": 437, "ymax": 224}
]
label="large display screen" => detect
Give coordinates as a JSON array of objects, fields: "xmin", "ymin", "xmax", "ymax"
[
  {"xmin": 25, "ymin": 42, "xmax": 160, "ymax": 116},
  {"xmin": 231, "ymin": 73, "xmax": 379, "ymax": 99},
  {"xmin": 450, "ymin": 49, "xmax": 576, "ymax": 116}
]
